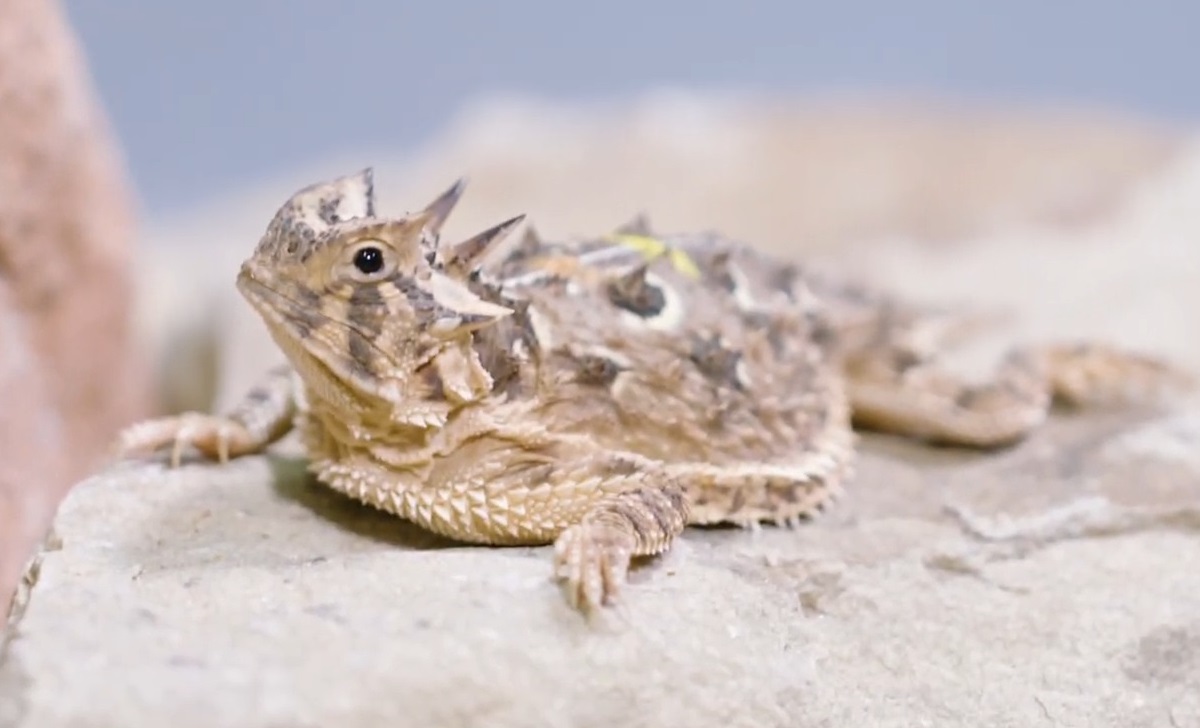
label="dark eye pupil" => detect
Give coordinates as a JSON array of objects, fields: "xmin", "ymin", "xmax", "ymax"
[{"xmin": 353, "ymin": 247, "xmax": 384, "ymax": 275}]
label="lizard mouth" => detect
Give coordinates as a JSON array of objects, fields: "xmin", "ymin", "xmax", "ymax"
[
  {"xmin": 235, "ymin": 266, "xmax": 325, "ymax": 336},
  {"xmin": 235, "ymin": 264, "xmax": 415, "ymax": 374},
  {"xmin": 233, "ymin": 266, "xmax": 379, "ymax": 357}
]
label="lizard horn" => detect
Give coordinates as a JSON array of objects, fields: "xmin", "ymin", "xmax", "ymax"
[
  {"xmin": 516, "ymin": 223, "xmax": 542, "ymax": 254},
  {"xmin": 614, "ymin": 211, "xmax": 653, "ymax": 236},
  {"xmin": 442, "ymin": 214, "xmax": 526, "ymax": 277},
  {"xmin": 420, "ymin": 177, "xmax": 468, "ymax": 235}
]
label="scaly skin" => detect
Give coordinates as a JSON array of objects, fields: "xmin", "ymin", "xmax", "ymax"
[{"xmin": 117, "ymin": 169, "xmax": 1194, "ymax": 611}]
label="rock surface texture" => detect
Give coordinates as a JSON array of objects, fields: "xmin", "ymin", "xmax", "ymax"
[
  {"xmin": 0, "ymin": 0, "xmax": 150, "ymax": 614},
  {"xmin": 4, "ymin": 414, "xmax": 1200, "ymax": 727},
  {"xmin": 4, "ymin": 109, "xmax": 1200, "ymax": 726}
]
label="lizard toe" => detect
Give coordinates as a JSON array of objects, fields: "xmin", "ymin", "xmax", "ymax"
[{"xmin": 553, "ymin": 523, "xmax": 632, "ymax": 611}]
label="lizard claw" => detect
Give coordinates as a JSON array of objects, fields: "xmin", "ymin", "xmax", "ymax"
[{"xmin": 553, "ymin": 523, "xmax": 633, "ymax": 612}]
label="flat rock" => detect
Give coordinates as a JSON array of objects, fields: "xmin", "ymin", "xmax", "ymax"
[
  {"xmin": 8, "ymin": 97, "xmax": 1200, "ymax": 728},
  {"xmin": 3, "ymin": 408, "xmax": 1200, "ymax": 727}
]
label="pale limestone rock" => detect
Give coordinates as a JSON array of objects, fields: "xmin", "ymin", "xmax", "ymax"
[{"xmin": 2, "ymin": 411, "xmax": 1199, "ymax": 726}]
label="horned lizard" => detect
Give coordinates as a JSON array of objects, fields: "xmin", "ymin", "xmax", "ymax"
[{"xmin": 117, "ymin": 169, "xmax": 1192, "ymax": 611}]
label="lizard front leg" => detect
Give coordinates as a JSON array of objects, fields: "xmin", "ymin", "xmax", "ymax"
[
  {"xmin": 844, "ymin": 341, "xmax": 1193, "ymax": 448},
  {"xmin": 357, "ymin": 440, "xmax": 690, "ymax": 612},
  {"xmin": 117, "ymin": 364, "xmax": 297, "ymax": 466},
  {"xmin": 553, "ymin": 483, "xmax": 688, "ymax": 611}
]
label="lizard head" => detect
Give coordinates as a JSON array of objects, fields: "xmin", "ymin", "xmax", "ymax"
[{"xmin": 237, "ymin": 168, "xmax": 524, "ymax": 411}]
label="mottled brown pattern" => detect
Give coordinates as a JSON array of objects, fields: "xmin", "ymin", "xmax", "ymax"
[
  {"xmin": 605, "ymin": 265, "xmax": 665, "ymax": 318},
  {"xmin": 118, "ymin": 169, "xmax": 1194, "ymax": 612},
  {"xmin": 573, "ymin": 353, "xmax": 624, "ymax": 387},
  {"xmin": 689, "ymin": 333, "xmax": 743, "ymax": 389}
]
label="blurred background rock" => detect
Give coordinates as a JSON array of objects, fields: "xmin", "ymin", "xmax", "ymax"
[{"xmin": 3, "ymin": 0, "xmax": 1198, "ymax": 611}]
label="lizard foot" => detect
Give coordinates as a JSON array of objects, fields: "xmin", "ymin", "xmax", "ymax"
[
  {"xmin": 551, "ymin": 484, "xmax": 688, "ymax": 612},
  {"xmin": 117, "ymin": 413, "xmax": 255, "ymax": 467},
  {"xmin": 553, "ymin": 521, "xmax": 634, "ymax": 611}
]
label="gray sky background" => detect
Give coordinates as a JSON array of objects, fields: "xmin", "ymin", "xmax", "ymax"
[{"xmin": 64, "ymin": 1, "xmax": 1198, "ymax": 217}]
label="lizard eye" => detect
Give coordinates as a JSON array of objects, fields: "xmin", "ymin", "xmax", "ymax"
[
  {"xmin": 353, "ymin": 246, "xmax": 384, "ymax": 275},
  {"xmin": 340, "ymin": 240, "xmax": 397, "ymax": 282}
]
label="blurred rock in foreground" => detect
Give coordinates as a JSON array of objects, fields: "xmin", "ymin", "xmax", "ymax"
[{"xmin": 0, "ymin": 0, "xmax": 149, "ymax": 615}]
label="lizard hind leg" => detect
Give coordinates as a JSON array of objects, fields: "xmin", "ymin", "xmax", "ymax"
[
  {"xmin": 553, "ymin": 483, "xmax": 689, "ymax": 611},
  {"xmin": 845, "ymin": 341, "xmax": 1194, "ymax": 449},
  {"xmin": 1040, "ymin": 342, "xmax": 1195, "ymax": 407}
]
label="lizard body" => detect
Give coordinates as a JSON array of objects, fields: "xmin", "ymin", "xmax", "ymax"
[{"xmin": 119, "ymin": 169, "xmax": 1192, "ymax": 610}]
